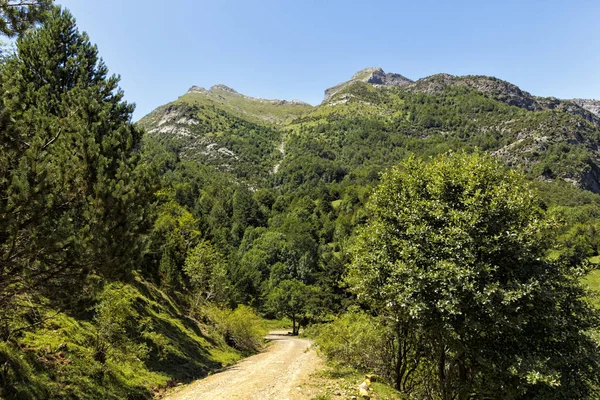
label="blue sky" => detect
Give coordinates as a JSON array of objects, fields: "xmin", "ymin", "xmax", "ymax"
[{"xmin": 57, "ymin": 0, "xmax": 600, "ymax": 121}]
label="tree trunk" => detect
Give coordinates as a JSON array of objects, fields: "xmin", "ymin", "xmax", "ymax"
[
  {"xmin": 458, "ymin": 352, "xmax": 469, "ymax": 400},
  {"xmin": 394, "ymin": 345, "xmax": 402, "ymax": 390},
  {"xmin": 438, "ymin": 345, "xmax": 448, "ymax": 400}
]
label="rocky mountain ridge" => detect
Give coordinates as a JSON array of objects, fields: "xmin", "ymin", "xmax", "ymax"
[
  {"xmin": 571, "ymin": 99, "xmax": 600, "ymax": 117},
  {"xmin": 322, "ymin": 69, "xmax": 599, "ymax": 125},
  {"xmin": 140, "ymin": 67, "xmax": 600, "ymax": 192},
  {"xmin": 187, "ymin": 84, "xmax": 311, "ymax": 106},
  {"xmin": 181, "ymin": 68, "xmax": 598, "ymax": 121}
]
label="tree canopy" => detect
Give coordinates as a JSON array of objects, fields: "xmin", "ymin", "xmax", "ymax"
[{"xmin": 347, "ymin": 151, "xmax": 600, "ymax": 398}]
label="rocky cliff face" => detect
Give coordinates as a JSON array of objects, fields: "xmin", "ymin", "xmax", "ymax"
[
  {"xmin": 323, "ymin": 67, "xmax": 413, "ymax": 103},
  {"xmin": 571, "ymin": 99, "xmax": 600, "ymax": 117},
  {"xmin": 409, "ymin": 74, "xmax": 543, "ymax": 110},
  {"xmin": 406, "ymin": 74, "xmax": 600, "ymax": 126}
]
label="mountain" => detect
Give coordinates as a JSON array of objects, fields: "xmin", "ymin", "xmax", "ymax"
[{"xmin": 138, "ymin": 67, "xmax": 600, "ymax": 193}]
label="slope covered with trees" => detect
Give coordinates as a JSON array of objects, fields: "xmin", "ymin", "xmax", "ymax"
[{"xmin": 139, "ymin": 68, "xmax": 600, "ymax": 398}]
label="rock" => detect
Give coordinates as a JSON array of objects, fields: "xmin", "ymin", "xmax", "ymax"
[
  {"xmin": 323, "ymin": 67, "xmax": 413, "ymax": 103},
  {"xmin": 210, "ymin": 84, "xmax": 239, "ymax": 94},
  {"xmin": 571, "ymin": 98, "xmax": 600, "ymax": 117},
  {"xmin": 360, "ymin": 67, "xmax": 412, "ymax": 87},
  {"xmin": 409, "ymin": 74, "xmax": 542, "ymax": 111},
  {"xmin": 187, "ymin": 85, "xmax": 208, "ymax": 94}
]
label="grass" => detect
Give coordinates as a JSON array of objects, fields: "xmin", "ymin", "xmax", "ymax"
[
  {"xmin": 0, "ymin": 275, "xmax": 245, "ymax": 400},
  {"xmin": 177, "ymin": 88, "xmax": 312, "ymax": 126},
  {"xmin": 261, "ymin": 317, "xmax": 292, "ymax": 332},
  {"xmin": 331, "ymin": 199, "xmax": 342, "ymax": 210},
  {"xmin": 302, "ymin": 366, "xmax": 403, "ymax": 400},
  {"xmin": 584, "ymin": 268, "xmax": 600, "ymax": 309},
  {"xmin": 583, "ymin": 256, "xmax": 600, "ymax": 309}
]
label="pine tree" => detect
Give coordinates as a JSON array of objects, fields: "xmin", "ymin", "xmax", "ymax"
[{"xmin": 0, "ymin": 7, "xmax": 152, "ymax": 330}]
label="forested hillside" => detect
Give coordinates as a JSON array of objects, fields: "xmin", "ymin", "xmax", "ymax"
[{"xmin": 2, "ymin": 1, "xmax": 600, "ymax": 399}]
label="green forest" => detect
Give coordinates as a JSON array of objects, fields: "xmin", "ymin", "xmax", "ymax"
[{"xmin": 2, "ymin": 2, "xmax": 600, "ymax": 399}]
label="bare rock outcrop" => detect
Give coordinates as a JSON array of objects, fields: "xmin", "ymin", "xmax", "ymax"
[
  {"xmin": 571, "ymin": 98, "xmax": 600, "ymax": 117},
  {"xmin": 323, "ymin": 67, "xmax": 413, "ymax": 103}
]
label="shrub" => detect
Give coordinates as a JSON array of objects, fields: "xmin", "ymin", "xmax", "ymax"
[
  {"xmin": 93, "ymin": 283, "xmax": 149, "ymax": 364},
  {"xmin": 308, "ymin": 308, "xmax": 396, "ymax": 383},
  {"xmin": 202, "ymin": 305, "xmax": 267, "ymax": 355}
]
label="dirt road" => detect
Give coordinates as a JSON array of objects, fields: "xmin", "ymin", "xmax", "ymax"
[{"xmin": 163, "ymin": 331, "xmax": 323, "ymax": 400}]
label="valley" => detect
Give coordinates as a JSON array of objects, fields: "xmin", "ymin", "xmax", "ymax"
[{"xmin": 2, "ymin": 1, "xmax": 600, "ymax": 399}]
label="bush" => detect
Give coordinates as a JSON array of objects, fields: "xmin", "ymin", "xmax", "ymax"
[
  {"xmin": 202, "ymin": 305, "xmax": 267, "ymax": 354},
  {"xmin": 308, "ymin": 308, "xmax": 396, "ymax": 383},
  {"xmin": 93, "ymin": 283, "xmax": 149, "ymax": 364}
]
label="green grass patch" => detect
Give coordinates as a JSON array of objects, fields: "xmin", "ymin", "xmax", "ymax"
[
  {"xmin": 261, "ymin": 317, "xmax": 292, "ymax": 332},
  {"xmin": 177, "ymin": 88, "xmax": 312, "ymax": 126},
  {"xmin": 331, "ymin": 199, "xmax": 342, "ymax": 210},
  {"xmin": 584, "ymin": 269, "xmax": 600, "ymax": 309},
  {"xmin": 310, "ymin": 366, "xmax": 402, "ymax": 400}
]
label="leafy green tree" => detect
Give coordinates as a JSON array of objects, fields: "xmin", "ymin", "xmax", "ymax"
[
  {"xmin": 231, "ymin": 184, "xmax": 259, "ymax": 245},
  {"xmin": 0, "ymin": 7, "xmax": 151, "ymax": 324},
  {"xmin": 183, "ymin": 240, "xmax": 230, "ymax": 306},
  {"xmin": 158, "ymin": 249, "xmax": 178, "ymax": 289},
  {"xmin": 231, "ymin": 248, "xmax": 269, "ymax": 307},
  {"xmin": 0, "ymin": 0, "xmax": 52, "ymax": 37},
  {"xmin": 149, "ymin": 191, "xmax": 200, "ymax": 287},
  {"xmin": 347, "ymin": 151, "xmax": 600, "ymax": 398},
  {"xmin": 268, "ymin": 279, "xmax": 315, "ymax": 335}
]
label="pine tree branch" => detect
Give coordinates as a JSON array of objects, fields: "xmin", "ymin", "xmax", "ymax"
[
  {"xmin": 6, "ymin": 309, "xmax": 61, "ymax": 341},
  {"xmin": 2, "ymin": 1, "xmax": 42, "ymax": 8},
  {"xmin": 41, "ymin": 128, "xmax": 61, "ymax": 150}
]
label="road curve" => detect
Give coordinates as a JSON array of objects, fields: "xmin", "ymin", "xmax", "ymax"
[{"xmin": 162, "ymin": 331, "xmax": 322, "ymax": 400}]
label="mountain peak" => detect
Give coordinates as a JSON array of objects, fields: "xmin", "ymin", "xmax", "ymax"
[
  {"xmin": 187, "ymin": 85, "xmax": 208, "ymax": 94},
  {"xmin": 187, "ymin": 84, "xmax": 240, "ymax": 95},
  {"xmin": 351, "ymin": 67, "xmax": 385, "ymax": 80},
  {"xmin": 323, "ymin": 67, "xmax": 413, "ymax": 103},
  {"xmin": 210, "ymin": 84, "xmax": 239, "ymax": 94}
]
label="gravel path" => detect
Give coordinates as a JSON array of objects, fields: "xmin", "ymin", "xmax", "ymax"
[{"xmin": 162, "ymin": 331, "xmax": 322, "ymax": 400}]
